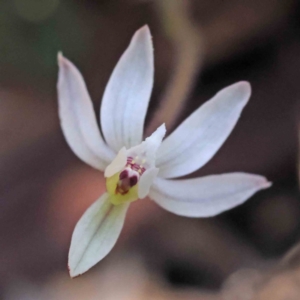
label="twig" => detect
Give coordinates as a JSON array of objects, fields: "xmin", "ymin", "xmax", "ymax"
[{"xmin": 146, "ymin": 0, "xmax": 203, "ymax": 135}]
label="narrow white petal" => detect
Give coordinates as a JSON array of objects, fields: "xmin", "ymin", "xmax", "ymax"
[
  {"xmin": 138, "ymin": 167, "xmax": 159, "ymax": 199},
  {"xmin": 156, "ymin": 82, "xmax": 251, "ymax": 178},
  {"xmin": 100, "ymin": 25, "xmax": 154, "ymax": 152},
  {"xmin": 144, "ymin": 123, "xmax": 166, "ymax": 157},
  {"xmin": 68, "ymin": 193, "xmax": 129, "ymax": 277},
  {"xmin": 58, "ymin": 53, "xmax": 114, "ymax": 171},
  {"xmin": 104, "ymin": 147, "xmax": 127, "ymax": 178},
  {"xmin": 149, "ymin": 173, "xmax": 271, "ymax": 217}
]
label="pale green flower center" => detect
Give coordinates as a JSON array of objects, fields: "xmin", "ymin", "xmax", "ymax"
[{"xmin": 106, "ymin": 156, "xmax": 146, "ymax": 205}]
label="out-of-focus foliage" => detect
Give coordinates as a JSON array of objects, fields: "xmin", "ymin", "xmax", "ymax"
[{"xmin": 0, "ymin": 0, "xmax": 90, "ymax": 89}]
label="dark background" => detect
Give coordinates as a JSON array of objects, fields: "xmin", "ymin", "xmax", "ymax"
[{"xmin": 1, "ymin": 0, "xmax": 300, "ymax": 299}]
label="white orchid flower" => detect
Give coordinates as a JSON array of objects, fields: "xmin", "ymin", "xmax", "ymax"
[{"xmin": 57, "ymin": 25, "xmax": 271, "ymax": 278}]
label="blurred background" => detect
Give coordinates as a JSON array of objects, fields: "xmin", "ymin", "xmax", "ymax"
[{"xmin": 1, "ymin": 0, "xmax": 300, "ymax": 299}]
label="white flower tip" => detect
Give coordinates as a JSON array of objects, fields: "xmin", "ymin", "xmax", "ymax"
[
  {"xmin": 261, "ymin": 179, "xmax": 272, "ymax": 189},
  {"xmin": 235, "ymin": 81, "xmax": 252, "ymax": 99},
  {"xmin": 255, "ymin": 175, "xmax": 272, "ymax": 190},
  {"xmin": 136, "ymin": 24, "xmax": 151, "ymax": 38},
  {"xmin": 145, "ymin": 123, "xmax": 166, "ymax": 148},
  {"xmin": 57, "ymin": 52, "xmax": 72, "ymax": 70},
  {"xmin": 57, "ymin": 51, "xmax": 67, "ymax": 66},
  {"xmin": 218, "ymin": 81, "xmax": 251, "ymax": 109},
  {"xmin": 239, "ymin": 80, "xmax": 251, "ymax": 91},
  {"xmin": 68, "ymin": 263, "xmax": 89, "ymax": 278},
  {"xmin": 158, "ymin": 123, "xmax": 166, "ymax": 136},
  {"xmin": 133, "ymin": 25, "xmax": 153, "ymax": 53},
  {"xmin": 57, "ymin": 51, "xmax": 63, "ymax": 60},
  {"xmin": 68, "ymin": 264, "xmax": 80, "ymax": 278},
  {"xmin": 57, "ymin": 53, "xmax": 72, "ymax": 90},
  {"xmin": 57, "ymin": 53, "xmax": 74, "ymax": 82}
]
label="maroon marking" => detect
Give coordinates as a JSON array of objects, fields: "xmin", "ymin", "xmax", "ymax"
[
  {"xmin": 119, "ymin": 170, "xmax": 128, "ymax": 180},
  {"xmin": 129, "ymin": 176, "xmax": 138, "ymax": 187},
  {"xmin": 116, "ymin": 177, "xmax": 131, "ymax": 195},
  {"xmin": 126, "ymin": 157, "xmax": 146, "ymax": 175}
]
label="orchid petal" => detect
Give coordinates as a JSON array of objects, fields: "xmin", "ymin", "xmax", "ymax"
[
  {"xmin": 127, "ymin": 124, "xmax": 166, "ymax": 169},
  {"xmin": 58, "ymin": 53, "xmax": 114, "ymax": 171},
  {"xmin": 68, "ymin": 193, "xmax": 129, "ymax": 277},
  {"xmin": 149, "ymin": 173, "xmax": 271, "ymax": 217},
  {"xmin": 100, "ymin": 25, "xmax": 154, "ymax": 152},
  {"xmin": 144, "ymin": 123, "xmax": 166, "ymax": 159},
  {"xmin": 104, "ymin": 147, "xmax": 127, "ymax": 178},
  {"xmin": 156, "ymin": 82, "xmax": 251, "ymax": 178},
  {"xmin": 138, "ymin": 167, "xmax": 159, "ymax": 199}
]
